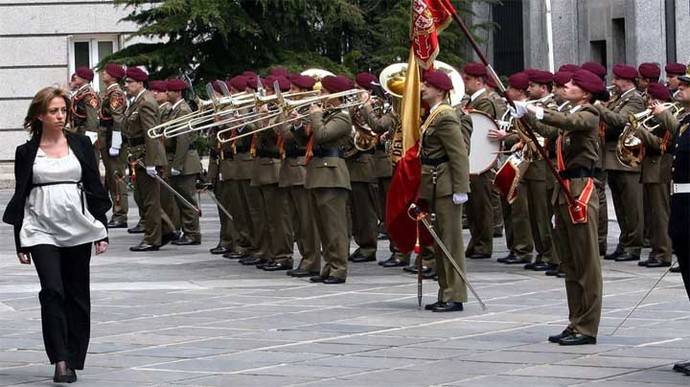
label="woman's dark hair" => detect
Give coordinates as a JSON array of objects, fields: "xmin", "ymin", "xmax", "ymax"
[{"xmin": 24, "ymin": 86, "xmax": 71, "ymax": 138}]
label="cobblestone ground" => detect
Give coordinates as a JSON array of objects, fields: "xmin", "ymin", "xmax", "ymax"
[{"xmin": 0, "ymin": 190, "xmax": 688, "ymax": 386}]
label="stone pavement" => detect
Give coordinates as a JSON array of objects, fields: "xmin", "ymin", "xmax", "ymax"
[{"xmin": 0, "ymin": 190, "xmax": 689, "ymax": 386}]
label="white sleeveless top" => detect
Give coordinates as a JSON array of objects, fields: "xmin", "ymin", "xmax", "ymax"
[{"xmin": 20, "ymin": 148, "xmax": 107, "ymax": 248}]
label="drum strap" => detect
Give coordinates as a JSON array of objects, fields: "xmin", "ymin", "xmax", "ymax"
[{"xmin": 556, "ymin": 136, "xmax": 594, "ymax": 224}]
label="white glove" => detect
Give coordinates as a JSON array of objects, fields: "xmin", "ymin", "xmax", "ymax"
[
  {"xmin": 171, "ymin": 168, "xmax": 181, "ymax": 176},
  {"xmin": 452, "ymin": 192, "xmax": 468, "ymax": 205},
  {"xmin": 111, "ymin": 131, "xmax": 122, "ymax": 149},
  {"xmin": 109, "ymin": 147, "xmax": 120, "ymax": 157},
  {"xmin": 510, "ymin": 100, "xmax": 528, "ymax": 118},
  {"xmin": 145, "ymin": 166, "xmax": 158, "ymax": 177}
]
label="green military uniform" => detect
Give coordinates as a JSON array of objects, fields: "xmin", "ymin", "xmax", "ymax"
[
  {"xmin": 157, "ymin": 101, "xmax": 181, "ymax": 232},
  {"xmin": 279, "ymin": 125, "xmax": 320, "ymax": 273},
  {"xmin": 465, "ymin": 88, "xmax": 504, "ymax": 257},
  {"xmin": 71, "ymin": 84, "xmax": 100, "ymax": 136},
  {"xmin": 295, "ymin": 108, "xmax": 352, "ymax": 281},
  {"xmin": 122, "ymin": 89, "xmax": 171, "ymax": 246},
  {"xmin": 419, "ymin": 103, "xmax": 471, "ymax": 303},
  {"xmin": 534, "ymin": 103, "xmax": 602, "ymax": 338},
  {"xmin": 596, "ymin": 89, "xmax": 646, "ymax": 258},
  {"xmin": 99, "ymin": 83, "xmax": 128, "ymax": 225},
  {"xmin": 166, "ymin": 99, "xmax": 203, "ymax": 243},
  {"xmin": 488, "ymin": 90, "xmax": 508, "ymax": 236},
  {"xmin": 250, "ymin": 126, "xmax": 293, "ymax": 267}
]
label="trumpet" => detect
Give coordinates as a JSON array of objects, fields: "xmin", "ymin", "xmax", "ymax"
[{"xmin": 216, "ymin": 89, "xmax": 367, "ymax": 144}]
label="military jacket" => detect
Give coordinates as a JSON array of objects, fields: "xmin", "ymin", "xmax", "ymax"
[
  {"xmin": 250, "ymin": 122, "xmax": 281, "ymax": 187},
  {"xmin": 99, "ymin": 83, "xmax": 126, "ymax": 148},
  {"xmin": 362, "ymin": 106, "xmax": 395, "ymax": 178},
  {"xmin": 122, "ymin": 90, "xmax": 166, "ymax": 167},
  {"xmin": 596, "ymin": 88, "xmax": 646, "ymax": 171},
  {"xmin": 164, "ymin": 100, "xmax": 202, "ymax": 175},
  {"xmin": 71, "ymin": 84, "xmax": 100, "ymax": 135},
  {"xmin": 278, "ymin": 124, "xmax": 307, "ymax": 188},
  {"xmin": 668, "ymin": 112, "xmax": 690, "ymax": 240}
]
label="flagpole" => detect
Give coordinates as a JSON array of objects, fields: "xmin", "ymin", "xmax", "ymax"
[{"xmin": 438, "ymin": 0, "xmax": 578, "ymax": 211}]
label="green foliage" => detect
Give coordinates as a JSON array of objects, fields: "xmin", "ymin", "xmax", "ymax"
[{"xmin": 105, "ymin": 0, "xmax": 496, "ymax": 85}]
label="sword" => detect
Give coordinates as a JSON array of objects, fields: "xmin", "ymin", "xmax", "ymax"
[
  {"xmin": 198, "ymin": 183, "xmax": 234, "ymax": 221},
  {"xmin": 135, "ymin": 160, "xmax": 202, "ymax": 216},
  {"xmin": 408, "ymin": 203, "xmax": 487, "ymax": 311},
  {"xmin": 609, "ymin": 262, "xmax": 675, "ymax": 336}
]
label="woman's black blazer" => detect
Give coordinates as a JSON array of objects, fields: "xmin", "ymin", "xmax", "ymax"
[{"xmin": 3, "ymin": 132, "xmax": 112, "ymax": 252}]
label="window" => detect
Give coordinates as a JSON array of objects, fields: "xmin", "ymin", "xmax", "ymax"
[{"xmin": 68, "ymin": 35, "xmax": 120, "ymax": 92}]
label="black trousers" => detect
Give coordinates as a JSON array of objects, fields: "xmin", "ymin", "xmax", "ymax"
[
  {"xmin": 29, "ymin": 243, "xmax": 92, "ymax": 370},
  {"xmin": 673, "ymin": 237, "xmax": 690, "ymax": 302}
]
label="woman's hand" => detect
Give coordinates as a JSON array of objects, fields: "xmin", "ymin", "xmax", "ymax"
[
  {"xmin": 17, "ymin": 252, "xmax": 31, "ymax": 265},
  {"xmin": 95, "ymin": 241, "xmax": 108, "ymax": 255}
]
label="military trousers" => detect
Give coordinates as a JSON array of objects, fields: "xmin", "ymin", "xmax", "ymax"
[
  {"xmin": 214, "ymin": 180, "xmax": 241, "ymax": 251},
  {"xmin": 100, "ymin": 147, "xmax": 128, "ymax": 223},
  {"xmin": 466, "ymin": 170, "xmax": 496, "ymax": 255},
  {"xmin": 434, "ymin": 195, "xmax": 467, "ymax": 303},
  {"xmin": 555, "ymin": 187, "xmax": 602, "ymax": 337},
  {"xmin": 135, "ymin": 166, "xmax": 172, "ymax": 246},
  {"xmin": 229, "ymin": 179, "xmax": 255, "ymax": 252},
  {"xmin": 501, "ymin": 180, "xmax": 533, "ymax": 259},
  {"xmin": 608, "ymin": 170, "xmax": 643, "ymax": 255},
  {"xmin": 258, "ymin": 184, "xmax": 293, "ymax": 264},
  {"xmin": 287, "ymin": 185, "xmax": 321, "ymax": 273},
  {"xmin": 350, "ymin": 182, "xmax": 378, "ymax": 258},
  {"xmin": 376, "ymin": 176, "xmax": 408, "ymax": 262},
  {"xmin": 594, "ymin": 170, "xmax": 608, "ymax": 254},
  {"xmin": 546, "ymin": 160, "xmax": 562, "ymax": 265},
  {"xmin": 170, "ymin": 174, "xmax": 201, "ymax": 242},
  {"xmin": 644, "ymin": 182, "xmax": 672, "ymax": 262},
  {"xmin": 245, "ymin": 183, "xmax": 267, "ymax": 258},
  {"xmin": 160, "ymin": 169, "xmax": 181, "ymax": 232},
  {"xmin": 525, "ymin": 177, "xmax": 556, "ymax": 263},
  {"xmin": 670, "ymin": 194, "xmax": 690, "ymax": 300},
  {"xmin": 311, "ymin": 187, "xmax": 349, "ymax": 280}
]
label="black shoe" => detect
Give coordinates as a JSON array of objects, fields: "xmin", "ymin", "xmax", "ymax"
[
  {"xmin": 309, "ymin": 275, "xmax": 325, "ymax": 283},
  {"xmin": 287, "ymin": 269, "xmax": 319, "ymax": 278},
  {"xmin": 421, "ymin": 270, "xmax": 437, "ymax": 280},
  {"xmin": 171, "ymin": 235, "xmax": 201, "ymax": 246},
  {"xmin": 382, "ymin": 258, "xmax": 406, "ymax": 268},
  {"xmin": 432, "ymin": 302, "xmax": 463, "ymax": 312},
  {"xmin": 531, "ymin": 261, "xmax": 551, "ymax": 271},
  {"xmin": 403, "ymin": 265, "xmax": 431, "ymax": 274},
  {"xmin": 161, "ymin": 231, "xmax": 181, "ymax": 246},
  {"xmin": 129, "ymin": 242, "xmax": 160, "ymax": 252},
  {"xmin": 645, "ymin": 258, "xmax": 671, "ymax": 268},
  {"xmin": 502, "ymin": 256, "xmax": 530, "ymax": 265},
  {"xmin": 53, "ymin": 367, "xmax": 77, "ymax": 383},
  {"xmin": 558, "ymin": 333, "xmax": 596, "ymax": 345},
  {"xmin": 544, "ymin": 264, "xmax": 561, "ymax": 276},
  {"xmin": 323, "ymin": 276, "xmax": 346, "ymax": 284},
  {"xmin": 255, "ymin": 258, "xmax": 271, "ymax": 269},
  {"xmin": 548, "ymin": 328, "xmax": 573, "ymax": 343},
  {"xmin": 424, "ymin": 301, "xmax": 444, "ymax": 311},
  {"xmin": 351, "ymin": 255, "xmax": 376, "ymax": 263},
  {"xmin": 239, "ymin": 256, "xmax": 262, "ymax": 265},
  {"xmin": 222, "ymin": 251, "xmax": 246, "ymax": 259},
  {"xmin": 556, "ymin": 271, "xmax": 567, "ymax": 278},
  {"xmin": 638, "ymin": 259, "xmax": 649, "ymax": 267},
  {"xmin": 497, "ymin": 253, "xmax": 516, "ymax": 263},
  {"xmin": 210, "ymin": 245, "xmax": 230, "ymax": 255},
  {"xmin": 107, "ymin": 219, "xmax": 127, "ymax": 229},
  {"xmin": 263, "ymin": 261, "xmax": 292, "ymax": 271},
  {"xmin": 614, "ymin": 253, "xmax": 640, "ymax": 262},
  {"xmin": 378, "ymin": 256, "xmax": 394, "ymax": 266},
  {"xmin": 467, "ymin": 253, "xmax": 491, "ymax": 259},
  {"xmin": 670, "ymin": 265, "xmax": 681, "ymax": 273},
  {"xmin": 673, "ymin": 361, "xmax": 690, "ymax": 372},
  {"xmin": 127, "ymin": 223, "xmax": 145, "ymax": 234},
  {"xmin": 604, "ymin": 248, "xmax": 624, "ymax": 260}
]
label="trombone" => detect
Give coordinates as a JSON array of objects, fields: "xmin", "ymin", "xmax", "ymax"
[{"xmin": 216, "ymin": 88, "xmax": 366, "ymax": 144}]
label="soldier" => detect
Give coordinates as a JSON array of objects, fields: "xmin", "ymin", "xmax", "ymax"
[
  {"xmin": 595, "ymin": 64, "xmax": 646, "ymax": 262},
  {"xmin": 293, "ymin": 75, "xmax": 354, "ymax": 284},
  {"xmin": 485, "ymin": 76, "xmax": 508, "ymax": 238},
  {"xmin": 515, "ymin": 69, "xmax": 604, "ymax": 345},
  {"xmin": 99, "ymin": 63, "xmax": 129, "ymax": 229},
  {"xmin": 418, "ymin": 69, "xmax": 470, "ymax": 312},
  {"xmin": 346, "ymin": 74, "xmax": 379, "ymax": 264},
  {"xmin": 462, "ymin": 62, "xmax": 505, "ymax": 259},
  {"xmin": 122, "ymin": 67, "xmax": 173, "ymax": 251},
  {"xmin": 488, "ymin": 72, "xmax": 534, "ymax": 265},
  {"xmin": 166, "ymin": 79, "xmax": 203, "ymax": 245},
  {"xmin": 665, "ymin": 63, "xmax": 687, "ymax": 98},
  {"xmin": 70, "ymin": 67, "xmax": 100, "ymax": 137}
]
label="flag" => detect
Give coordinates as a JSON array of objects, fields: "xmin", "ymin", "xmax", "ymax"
[{"xmin": 411, "ymin": 0, "xmax": 453, "ymax": 69}]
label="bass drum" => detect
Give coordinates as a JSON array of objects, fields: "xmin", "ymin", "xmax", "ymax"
[
  {"xmin": 469, "ymin": 110, "xmax": 501, "ymax": 175},
  {"xmin": 493, "ymin": 152, "xmax": 528, "ymax": 204}
]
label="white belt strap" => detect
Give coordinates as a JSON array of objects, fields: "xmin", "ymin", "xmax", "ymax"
[{"xmin": 672, "ymin": 183, "xmax": 690, "ymax": 194}]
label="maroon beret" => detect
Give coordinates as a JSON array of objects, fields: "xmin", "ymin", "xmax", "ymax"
[
  {"xmin": 263, "ymin": 76, "xmax": 275, "ymax": 89},
  {"xmin": 528, "ymin": 70, "xmax": 554, "ymax": 84},
  {"xmin": 291, "ymin": 75, "xmax": 316, "ymax": 90},
  {"xmin": 270, "ymin": 67, "xmax": 289, "ymax": 78},
  {"xmin": 70, "ymin": 73, "xmax": 77, "ymax": 81},
  {"xmin": 104, "ymin": 63, "xmax": 126, "ymax": 80},
  {"xmin": 355, "ymin": 72, "xmax": 377, "ymax": 91},
  {"xmin": 558, "ymin": 64, "xmax": 580, "ymax": 73},
  {"xmin": 508, "ymin": 72, "xmax": 529, "ymax": 90},
  {"xmin": 246, "ymin": 76, "xmax": 261, "ymax": 90},
  {"xmin": 229, "ymin": 75, "xmax": 248, "ymax": 91},
  {"xmin": 321, "ymin": 75, "xmax": 353, "ymax": 93},
  {"xmin": 211, "ymin": 80, "xmax": 225, "ymax": 93},
  {"xmin": 462, "ymin": 62, "xmax": 487, "ymax": 77},
  {"xmin": 571, "ymin": 69, "xmax": 605, "ymax": 94},
  {"xmin": 126, "ymin": 67, "xmax": 148, "ymax": 82},
  {"xmin": 665, "ymin": 63, "xmax": 686, "ymax": 75},
  {"xmin": 638, "ymin": 63, "xmax": 661, "ymax": 80},
  {"xmin": 581, "ymin": 62, "xmax": 607, "ymax": 79},
  {"xmin": 424, "ymin": 69, "xmax": 453, "ymax": 92},
  {"xmin": 612, "ymin": 64, "xmax": 638, "ymax": 80},
  {"xmin": 242, "ymin": 71, "xmax": 257, "ymax": 77},
  {"xmin": 148, "ymin": 80, "xmax": 167, "ymax": 92},
  {"xmin": 75, "ymin": 66, "xmax": 94, "ymax": 81},
  {"xmin": 273, "ymin": 76, "xmax": 291, "ymax": 92},
  {"xmin": 646, "ymin": 82, "xmax": 672, "ymax": 102},
  {"xmin": 287, "ymin": 73, "xmax": 300, "ymax": 81},
  {"xmin": 166, "ymin": 79, "xmax": 187, "ymax": 92},
  {"xmin": 553, "ymin": 71, "xmax": 573, "ymax": 87}
]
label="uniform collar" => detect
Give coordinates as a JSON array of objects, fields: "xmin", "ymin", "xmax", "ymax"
[
  {"xmin": 159, "ymin": 101, "xmax": 171, "ymax": 109},
  {"xmin": 470, "ymin": 88, "xmax": 486, "ymax": 102},
  {"xmin": 557, "ymin": 101, "xmax": 570, "ymax": 112},
  {"xmin": 619, "ymin": 87, "xmax": 636, "ymax": 99},
  {"xmin": 569, "ymin": 104, "xmax": 583, "ymax": 114},
  {"xmin": 134, "ymin": 89, "xmax": 146, "ymax": 103},
  {"xmin": 171, "ymin": 99, "xmax": 184, "ymax": 111},
  {"xmin": 106, "ymin": 83, "xmax": 119, "ymax": 91}
]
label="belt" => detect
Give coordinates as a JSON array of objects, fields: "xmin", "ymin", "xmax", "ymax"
[
  {"xmin": 559, "ymin": 167, "xmax": 595, "ymax": 179},
  {"xmin": 32, "ymin": 180, "xmax": 86, "ymax": 213},
  {"xmin": 285, "ymin": 149, "xmax": 306, "ymax": 158},
  {"xmin": 672, "ymin": 183, "xmax": 690, "ymax": 195},
  {"xmin": 421, "ymin": 155, "xmax": 449, "ymax": 167},
  {"xmin": 256, "ymin": 149, "xmax": 280, "ymax": 159},
  {"xmin": 375, "ymin": 143, "xmax": 386, "ymax": 151},
  {"xmin": 126, "ymin": 137, "xmax": 145, "ymax": 147},
  {"xmin": 313, "ymin": 147, "xmax": 343, "ymax": 158},
  {"xmin": 235, "ymin": 145, "xmax": 250, "ymax": 153}
]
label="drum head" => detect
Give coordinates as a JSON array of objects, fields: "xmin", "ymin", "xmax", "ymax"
[{"xmin": 469, "ymin": 111, "xmax": 501, "ymax": 175}]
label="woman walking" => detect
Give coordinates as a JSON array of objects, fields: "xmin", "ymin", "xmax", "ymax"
[{"xmin": 3, "ymin": 86, "xmax": 111, "ymax": 383}]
